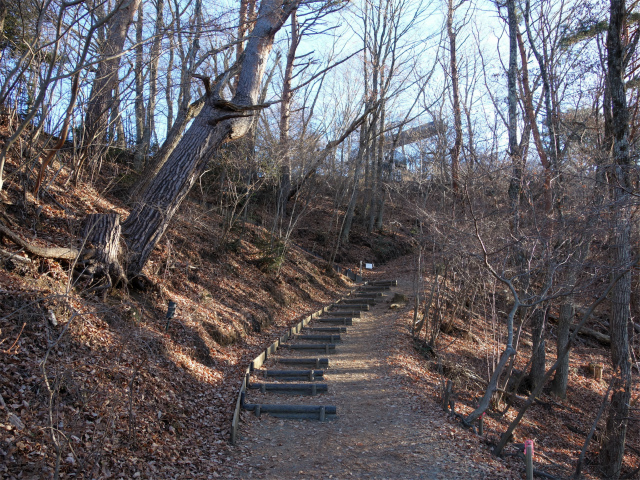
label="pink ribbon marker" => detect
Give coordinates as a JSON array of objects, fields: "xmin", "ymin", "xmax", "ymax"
[{"xmin": 524, "ymin": 439, "xmax": 534, "ymax": 459}]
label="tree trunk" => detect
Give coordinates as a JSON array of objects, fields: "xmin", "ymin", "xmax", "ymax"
[
  {"xmin": 341, "ymin": 114, "xmax": 371, "ymax": 244},
  {"xmin": 447, "ymin": 0, "xmax": 461, "ymax": 194},
  {"xmin": 79, "ymin": 214, "xmax": 126, "ymax": 297},
  {"xmin": 122, "ymin": 0, "xmax": 298, "ymax": 277},
  {"xmin": 111, "ymin": 81, "xmax": 126, "ymax": 149},
  {"xmin": 133, "ymin": 2, "xmax": 146, "ymax": 170},
  {"xmin": 529, "ymin": 306, "xmax": 546, "ymax": 391},
  {"xmin": 516, "ymin": 27, "xmax": 552, "ymax": 214},
  {"xmin": 551, "ymin": 300, "xmax": 573, "ymax": 397},
  {"xmin": 277, "ymin": 9, "xmax": 298, "ymax": 220},
  {"xmin": 506, "ymin": 0, "xmax": 521, "ymax": 236},
  {"xmin": 129, "ymin": 0, "xmax": 203, "ymax": 198},
  {"xmin": 81, "ymin": 0, "xmax": 142, "ymax": 172},
  {"xmin": 166, "ymin": 41, "xmax": 174, "ymax": 132},
  {"xmin": 145, "ymin": 0, "xmax": 164, "ymax": 155},
  {"xmin": 600, "ymin": 0, "xmax": 633, "ymax": 476},
  {"xmin": 129, "ymin": 96, "xmax": 205, "ymax": 200},
  {"xmin": 368, "ymin": 100, "xmax": 384, "ymax": 233}
]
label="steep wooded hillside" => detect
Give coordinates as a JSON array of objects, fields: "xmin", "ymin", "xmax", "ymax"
[{"xmin": 0, "ymin": 121, "xmax": 423, "ymax": 477}]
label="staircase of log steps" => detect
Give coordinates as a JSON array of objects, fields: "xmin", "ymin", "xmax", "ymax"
[{"xmin": 230, "ymin": 279, "xmax": 398, "ymax": 444}]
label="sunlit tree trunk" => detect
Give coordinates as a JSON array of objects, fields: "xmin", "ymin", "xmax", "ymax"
[
  {"xmin": 166, "ymin": 41, "xmax": 174, "ymax": 132},
  {"xmin": 341, "ymin": 117, "xmax": 370, "ymax": 243},
  {"xmin": 447, "ymin": 0, "xmax": 461, "ymax": 194},
  {"xmin": 505, "ymin": 0, "xmax": 521, "ymax": 236},
  {"xmin": 277, "ymin": 9, "xmax": 298, "ymax": 220},
  {"xmin": 80, "ymin": 0, "xmax": 142, "ymax": 175},
  {"xmin": 133, "ymin": 3, "xmax": 146, "ymax": 169},
  {"xmin": 123, "ymin": 0, "xmax": 299, "ymax": 276},
  {"xmin": 129, "ymin": 0, "xmax": 203, "ymax": 198},
  {"xmin": 600, "ymin": 0, "xmax": 633, "ymax": 475}
]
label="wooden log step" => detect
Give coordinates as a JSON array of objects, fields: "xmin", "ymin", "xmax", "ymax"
[
  {"xmin": 340, "ymin": 298, "xmax": 376, "ymax": 305},
  {"xmin": 276, "ymin": 358, "xmax": 329, "ymax": 367},
  {"xmin": 263, "ymin": 369, "xmax": 325, "ymax": 380},
  {"xmin": 241, "ymin": 395, "xmax": 336, "ymax": 420},
  {"xmin": 360, "ymin": 286, "xmax": 390, "ymax": 292},
  {"xmin": 322, "ymin": 311, "xmax": 360, "ymax": 318},
  {"xmin": 354, "ymin": 291, "xmax": 383, "ymax": 297},
  {"xmin": 316, "ymin": 317, "xmax": 353, "ymax": 325},
  {"xmin": 368, "ymin": 280, "xmax": 398, "ymax": 286},
  {"xmin": 282, "ymin": 344, "xmax": 337, "ymax": 352},
  {"xmin": 295, "ymin": 334, "xmax": 341, "ymax": 342},
  {"xmin": 330, "ymin": 304, "xmax": 369, "ymax": 311},
  {"xmin": 303, "ymin": 326, "xmax": 347, "ymax": 333},
  {"xmin": 248, "ymin": 382, "xmax": 328, "ymax": 395}
]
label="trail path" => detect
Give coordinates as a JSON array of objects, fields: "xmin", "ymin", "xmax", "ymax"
[{"xmin": 222, "ymin": 277, "xmax": 498, "ymax": 479}]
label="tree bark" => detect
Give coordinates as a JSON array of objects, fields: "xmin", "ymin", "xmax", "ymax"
[
  {"xmin": 528, "ymin": 306, "xmax": 546, "ymax": 391},
  {"xmin": 551, "ymin": 300, "xmax": 573, "ymax": 397},
  {"xmin": 133, "ymin": 2, "xmax": 146, "ymax": 170},
  {"xmin": 130, "ymin": 95, "xmax": 206, "ymax": 200},
  {"xmin": 600, "ymin": 0, "xmax": 633, "ymax": 476},
  {"xmin": 277, "ymin": 9, "xmax": 298, "ymax": 220},
  {"xmin": 122, "ymin": 0, "xmax": 299, "ymax": 276},
  {"xmin": 506, "ymin": 0, "xmax": 522, "ymax": 236},
  {"xmin": 447, "ymin": 0, "xmax": 461, "ymax": 194},
  {"xmin": 81, "ymin": 0, "xmax": 142, "ymax": 173},
  {"xmin": 79, "ymin": 214, "xmax": 126, "ymax": 297},
  {"xmin": 341, "ymin": 114, "xmax": 371, "ymax": 243},
  {"xmin": 145, "ymin": 0, "xmax": 165, "ymax": 156}
]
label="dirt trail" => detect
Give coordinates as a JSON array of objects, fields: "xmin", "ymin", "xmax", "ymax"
[{"xmin": 222, "ymin": 278, "xmax": 495, "ymax": 479}]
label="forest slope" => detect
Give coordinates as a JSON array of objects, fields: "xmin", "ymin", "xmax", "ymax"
[{"xmin": 0, "ymin": 149, "xmax": 369, "ymax": 477}]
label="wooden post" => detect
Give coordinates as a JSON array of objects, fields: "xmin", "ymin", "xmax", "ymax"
[
  {"xmin": 478, "ymin": 413, "xmax": 484, "ymax": 435},
  {"xmin": 524, "ymin": 439, "xmax": 534, "ymax": 480}
]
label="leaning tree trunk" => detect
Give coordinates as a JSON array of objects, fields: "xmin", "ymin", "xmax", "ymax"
[
  {"xmin": 122, "ymin": 0, "xmax": 298, "ymax": 277},
  {"xmin": 129, "ymin": 95, "xmax": 205, "ymax": 200}
]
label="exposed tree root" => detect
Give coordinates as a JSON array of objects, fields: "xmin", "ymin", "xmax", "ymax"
[
  {"xmin": 1, "ymin": 213, "xmax": 127, "ymax": 298},
  {"xmin": 0, "ymin": 221, "xmax": 82, "ymax": 260}
]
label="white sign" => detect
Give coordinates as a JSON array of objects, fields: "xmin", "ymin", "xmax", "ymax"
[{"xmin": 365, "ymin": 263, "xmax": 373, "ymax": 269}]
